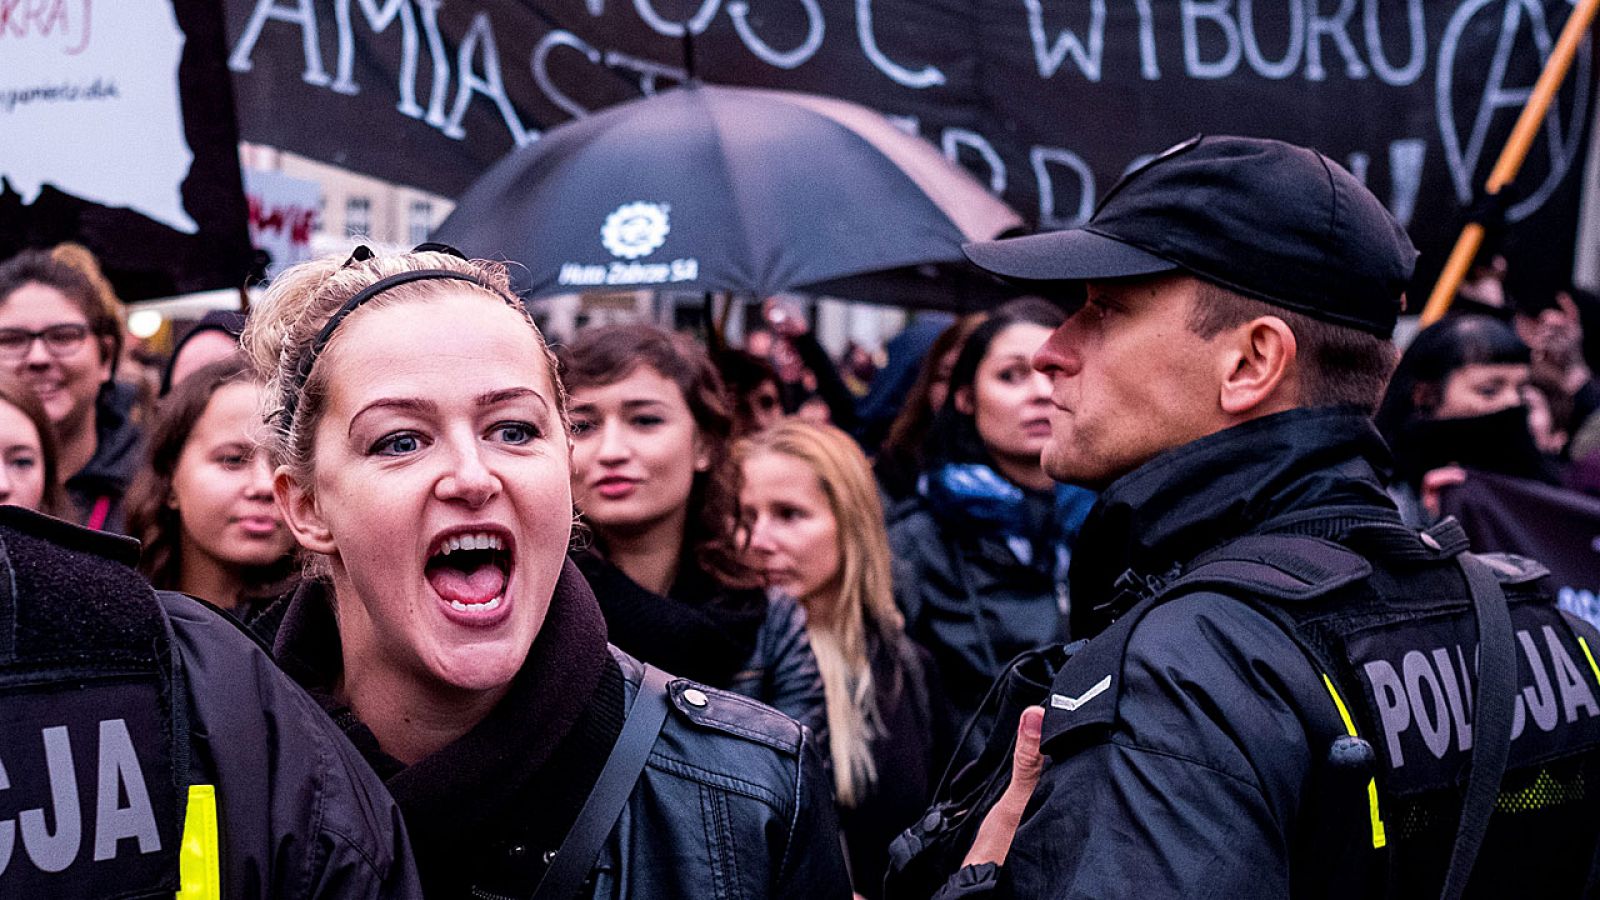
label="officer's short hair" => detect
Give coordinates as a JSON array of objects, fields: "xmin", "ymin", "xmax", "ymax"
[{"xmin": 1187, "ymin": 280, "xmax": 1398, "ymax": 413}]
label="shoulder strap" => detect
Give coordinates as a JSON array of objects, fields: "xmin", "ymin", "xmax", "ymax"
[
  {"xmin": 530, "ymin": 664, "xmax": 673, "ymax": 900},
  {"xmin": 1438, "ymin": 553, "xmax": 1517, "ymax": 900}
]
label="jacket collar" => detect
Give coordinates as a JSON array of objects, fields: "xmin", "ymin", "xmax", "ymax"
[
  {"xmin": 65, "ymin": 381, "xmax": 143, "ymax": 491},
  {"xmin": 1068, "ymin": 407, "xmax": 1398, "ymax": 635}
]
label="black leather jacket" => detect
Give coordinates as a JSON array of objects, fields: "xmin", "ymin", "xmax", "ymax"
[
  {"xmin": 260, "ymin": 562, "xmax": 851, "ymax": 900},
  {"xmin": 595, "ymin": 647, "xmax": 851, "ymax": 899},
  {"xmin": 887, "ymin": 493, "xmax": 1069, "ymax": 745},
  {"xmin": 723, "ymin": 591, "xmax": 828, "ymax": 737}
]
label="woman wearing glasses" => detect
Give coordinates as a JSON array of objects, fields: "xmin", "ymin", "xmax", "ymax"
[{"xmin": 0, "ymin": 249, "xmax": 141, "ymax": 531}]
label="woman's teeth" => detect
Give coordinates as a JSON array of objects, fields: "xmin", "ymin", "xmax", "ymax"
[
  {"xmin": 448, "ymin": 595, "xmax": 503, "ymax": 612},
  {"xmin": 440, "ymin": 532, "xmax": 506, "ymax": 555}
]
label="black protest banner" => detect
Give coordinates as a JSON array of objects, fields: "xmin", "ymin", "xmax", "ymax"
[
  {"xmin": 1439, "ymin": 468, "xmax": 1600, "ymax": 632},
  {"xmin": 222, "ymin": 0, "xmax": 1595, "ymax": 301},
  {"xmin": 0, "ymin": 1, "xmax": 254, "ymax": 301}
]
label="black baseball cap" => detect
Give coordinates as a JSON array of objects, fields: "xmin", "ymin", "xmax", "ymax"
[{"xmin": 963, "ymin": 135, "xmax": 1418, "ymax": 337}]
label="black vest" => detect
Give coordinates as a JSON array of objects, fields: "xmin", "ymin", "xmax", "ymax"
[
  {"xmin": 1084, "ymin": 511, "xmax": 1600, "ymax": 897},
  {"xmin": 0, "ymin": 508, "xmax": 186, "ymax": 898}
]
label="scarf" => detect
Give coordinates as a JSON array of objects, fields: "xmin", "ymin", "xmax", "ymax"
[
  {"xmin": 269, "ymin": 558, "xmax": 618, "ymax": 894},
  {"xmin": 574, "ymin": 549, "xmax": 767, "ymax": 688},
  {"xmin": 919, "ymin": 462, "xmax": 1097, "ymax": 571},
  {"xmin": 1393, "ymin": 405, "xmax": 1561, "ymax": 486}
]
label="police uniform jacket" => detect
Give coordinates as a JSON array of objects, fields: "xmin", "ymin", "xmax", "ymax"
[
  {"xmin": 260, "ymin": 558, "xmax": 852, "ymax": 900},
  {"xmin": 934, "ymin": 407, "xmax": 1600, "ymax": 899},
  {"xmin": 0, "ymin": 508, "xmax": 421, "ymax": 899}
]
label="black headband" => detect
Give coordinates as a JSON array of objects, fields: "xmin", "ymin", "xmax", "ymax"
[{"xmin": 278, "ymin": 268, "xmax": 486, "ymax": 434}]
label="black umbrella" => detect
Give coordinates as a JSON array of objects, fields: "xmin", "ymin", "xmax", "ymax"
[{"xmin": 434, "ymin": 83, "xmax": 1023, "ymax": 311}]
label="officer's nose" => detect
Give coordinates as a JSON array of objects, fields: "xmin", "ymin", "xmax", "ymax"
[{"xmin": 1033, "ymin": 319, "xmax": 1082, "ymax": 380}]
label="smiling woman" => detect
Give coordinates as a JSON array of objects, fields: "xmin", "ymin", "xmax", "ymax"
[
  {"xmin": 0, "ymin": 249, "xmax": 140, "ymax": 531},
  {"xmin": 242, "ymin": 248, "xmax": 849, "ymax": 900}
]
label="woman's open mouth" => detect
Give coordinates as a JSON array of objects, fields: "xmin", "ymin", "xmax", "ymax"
[{"xmin": 424, "ymin": 528, "xmax": 514, "ymax": 623}]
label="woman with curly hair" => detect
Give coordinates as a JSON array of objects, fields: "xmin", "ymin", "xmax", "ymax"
[{"xmin": 243, "ymin": 248, "xmax": 848, "ymax": 898}]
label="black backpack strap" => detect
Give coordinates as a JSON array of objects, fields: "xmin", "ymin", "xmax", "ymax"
[
  {"xmin": 530, "ymin": 664, "xmax": 672, "ymax": 900},
  {"xmin": 1438, "ymin": 553, "xmax": 1517, "ymax": 900}
]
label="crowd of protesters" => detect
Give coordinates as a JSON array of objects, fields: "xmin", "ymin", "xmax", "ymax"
[{"xmin": 4, "ymin": 206, "xmax": 1600, "ymax": 898}]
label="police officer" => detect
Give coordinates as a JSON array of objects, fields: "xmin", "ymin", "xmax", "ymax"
[
  {"xmin": 0, "ymin": 506, "xmax": 422, "ymax": 898},
  {"xmin": 933, "ymin": 135, "xmax": 1600, "ymax": 898}
]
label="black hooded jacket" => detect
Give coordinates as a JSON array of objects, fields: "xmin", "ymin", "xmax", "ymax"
[
  {"xmin": 934, "ymin": 407, "xmax": 1600, "ymax": 899},
  {"xmin": 63, "ymin": 380, "xmax": 143, "ymax": 533}
]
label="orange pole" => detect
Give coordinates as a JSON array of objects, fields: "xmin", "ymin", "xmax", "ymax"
[{"xmin": 1419, "ymin": 0, "xmax": 1600, "ymax": 326}]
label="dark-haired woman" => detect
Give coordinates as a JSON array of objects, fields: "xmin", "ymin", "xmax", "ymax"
[
  {"xmin": 887, "ymin": 299, "xmax": 1096, "ymax": 744},
  {"xmin": 0, "ymin": 248, "xmax": 142, "ymax": 530},
  {"xmin": 0, "ymin": 375, "xmax": 62, "ymax": 514},
  {"xmin": 125, "ymin": 356, "xmax": 295, "ymax": 615},
  {"xmin": 562, "ymin": 323, "xmax": 828, "ymax": 738},
  {"xmin": 246, "ymin": 249, "xmax": 848, "ymax": 898},
  {"xmin": 1376, "ymin": 313, "xmax": 1558, "ymax": 523},
  {"xmin": 875, "ymin": 313, "xmax": 987, "ymax": 502}
]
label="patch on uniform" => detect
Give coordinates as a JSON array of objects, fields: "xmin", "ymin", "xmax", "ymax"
[
  {"xmin": 0, "ymin": 678, "xmax": 180, "ymax": 896},
  {"xmin": 1041, "ymin": 619, "xmax": 1132, "ymax": 752},
  {"xmin": 1343, "ymin": 602, "xmax": 1600, "ymax": 797},
  {"xmin": 1050, "ymin": 675, "xmax": 1112, "ymax": 711}
]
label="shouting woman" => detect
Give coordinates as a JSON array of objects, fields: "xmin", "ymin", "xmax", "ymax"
[{"xmin": 245, "ymin": 248, "xmax": 848, "ymax": 899}]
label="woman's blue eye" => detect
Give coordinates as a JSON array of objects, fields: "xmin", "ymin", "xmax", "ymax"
[
  {"xmin": 373, "ymin": 432, "xmax": 422, "ymax": 456},
  {"xmin": 493, "ymin": 422, "xmax": 537, "ymax": 444}
]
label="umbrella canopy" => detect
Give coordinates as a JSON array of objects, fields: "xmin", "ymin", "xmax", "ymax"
[{"xmin": 434, "ymin": 83, "xmax": 1024, "ymax": 310}]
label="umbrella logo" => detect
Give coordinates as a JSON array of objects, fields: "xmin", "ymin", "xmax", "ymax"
[{"xmin": 602, "ymin": 202, "xmax": 671, "ymax": 259}]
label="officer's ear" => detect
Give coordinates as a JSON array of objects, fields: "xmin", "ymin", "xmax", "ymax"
[
  {"xmin": 274, "ymin": 465, "xmax": 337, "ymax": 555},
  {"xmin": 1218, "ymin": 315, "xmax": 1298, "ymax": 416}
]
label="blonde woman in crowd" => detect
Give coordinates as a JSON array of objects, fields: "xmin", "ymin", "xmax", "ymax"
[
  {"xmin": 738, "ymin": 420, "xmax": 951, "ymax": 899},
  {"xmin": 244, "ymin": 246, "xmax": 848, "ymax": 899}
]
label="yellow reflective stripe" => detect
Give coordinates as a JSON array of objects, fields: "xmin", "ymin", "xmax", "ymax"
[
  {"xmin": 1321, "ymin": 674, "xmax": 1387, "ymax": 849},
  {"xmin": 1579, "ymin": 637, "xmax": 1600, "ymax": 689},
  {"xmin": 175, "ymin": 785, "xmax": 221, "ymax": 900}
]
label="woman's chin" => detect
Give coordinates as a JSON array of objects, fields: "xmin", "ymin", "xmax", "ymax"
[{"xmin": 427, "ymin": 645, "xmax": 527, "ymax": 694}]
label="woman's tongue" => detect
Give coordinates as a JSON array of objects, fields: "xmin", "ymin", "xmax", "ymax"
[{"xmin": 428, "ymin": 560, "xmax": 506, "ymax": 606}]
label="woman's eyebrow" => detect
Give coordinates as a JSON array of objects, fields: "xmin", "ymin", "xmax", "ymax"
[
  {"xmin": 348, "ymin": 397, "xmax": 437, "ymax": 436},
  {"xmin": 475, "ymin": 387, "xmax": 549, "ymax": 411}
]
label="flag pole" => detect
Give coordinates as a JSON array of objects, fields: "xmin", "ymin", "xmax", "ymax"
[{"xmin": 1419, "ymin": 0, "xmax": 1600, "ymax": 327}]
